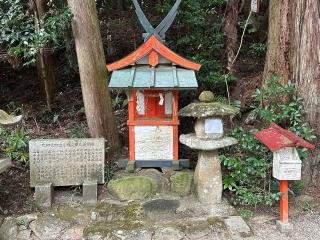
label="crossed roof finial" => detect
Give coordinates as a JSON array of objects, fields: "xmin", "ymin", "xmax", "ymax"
[{"xmin": 133, "ymin": 0, "xmax": 181, "ymax": 42}]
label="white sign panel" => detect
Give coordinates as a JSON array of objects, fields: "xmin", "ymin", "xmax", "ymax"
[
  {"xmin": 251, "ymin": 0, "xmax": 259, "ymax": 13},
  {"xmin": 205, "ymin": 119, "xmax": 223, "ymax": 134},
  {"xmin": 134, "ymin": 126, "xmax": 173, "ymax": 160},
  {"xmin": 272, "ymin": 147, "xmax": 301, "ymax": 180}
]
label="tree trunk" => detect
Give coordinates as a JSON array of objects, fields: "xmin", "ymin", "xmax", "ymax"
[
  {"xmin": 262, "ymin": 0, "xmax": 291, "ymax": 85},
  {"xmin": 223, "ymin": 0, "xmax": 240, "ymax": 73},
  {"xmin": 34, "ymin": 0, "xmax": 56, "ymax": 110},
  {"xmin": 263, "ymin": 0, "xmax": 320, "ymax": 187},
  {"xmin": 67, "ymin": 0, "xmax": 121, "ymax": 154},
  {"xmin": 290, "ymin": 0, "xmax": 320, "ymax": 186}
]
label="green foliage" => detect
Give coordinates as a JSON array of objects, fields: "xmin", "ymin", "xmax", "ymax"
[
  {"xmin": 105, "ymin": 161, "xmax": 114, "ymax": 183},
  {"xmin": 67, "ymin": 123, "xmax": 89, "ymax": 138},
  {"xmin": 249, "ymin": 42, "xmax": 267, "ymax": 56},
  {"xmin": 238, "ymin": 209, "xmax": 254, "ymax": 221},
  {"xmin": 221, "ymin": 77, "xmax": 315, "ymax": 206},
  {"xmin": 220, "ymin": 127, "xmax": 279, "ymax": 206},
  {"xmin": 0, "ymin": 127, "xmax": 29, "ymax": 164},
  {"xmin": 156, "ymin": 0, "xmax": 231, "ymax": 94},
  {"xmin": 0, "ymin": 0, "xmax": 72, "ymax": 66},
  {"xmin": 252, "ymin": 76, "xmax": 316, "ymax": 143}
]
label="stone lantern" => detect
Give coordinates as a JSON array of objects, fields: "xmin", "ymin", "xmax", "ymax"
[{"xmin": 179, "ymin": 91, "xmax": 239, "ymax": 204}]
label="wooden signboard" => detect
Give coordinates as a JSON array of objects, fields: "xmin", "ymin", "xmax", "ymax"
[
  {"xmin": 272, "ymin": 147, "xmax": 301, "ymax": 180},
  {"xmin": 134, "ymin": 126, "xmax": 173, "ymax": 160}
]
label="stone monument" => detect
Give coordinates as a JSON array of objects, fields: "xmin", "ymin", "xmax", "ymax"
[
  {"xmin": 179, "ymin": 91, "xmax": 239, "ymax": 204},
  {"xmin": 0, "ymin": 110, "xmax": 22, "ymax": 174},
  {"xmin": 29, "ymin": 138, "xmax": 105, "ymax": 207}
]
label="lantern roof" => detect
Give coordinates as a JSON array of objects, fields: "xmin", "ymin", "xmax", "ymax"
[
  {"xmin": 107, "ymin": 35, "xmax": 201, "ymax": 72},
  {"xmin": 255, "ymin": 123, "xmax": 315, "ymax": 151}
]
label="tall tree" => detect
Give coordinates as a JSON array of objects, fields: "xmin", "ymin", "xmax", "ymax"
[
  {"xmin": 67, "ymin": 0, "xmax": 121, "ymax": 154},
  {"xmin": 263, "ymin": 0, "xmax": 320, "ymax": 186},
  {"xmin": 33, "ymin": 0, "xmax": 56, "ymax": 110},
  {"xmin": 223, "ymin": 0, "xmax": 240, "ymax": 73}
]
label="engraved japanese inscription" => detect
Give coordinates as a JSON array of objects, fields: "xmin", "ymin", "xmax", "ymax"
[{"xmin": 30, "ymin": 138, "xmax": 105, "ymax": 187}]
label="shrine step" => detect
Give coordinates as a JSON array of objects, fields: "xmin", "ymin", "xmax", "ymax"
[{"xmin": 116, "ymin": 159, "xmax": 190, "ymax": 170}]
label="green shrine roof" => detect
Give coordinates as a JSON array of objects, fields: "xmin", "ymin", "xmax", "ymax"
[{"xmin": 108, "ymin": 66, "xmax": 198, "ymax": 90}]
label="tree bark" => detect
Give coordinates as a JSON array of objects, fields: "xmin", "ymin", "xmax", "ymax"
[
  {"xmin": 67, "ymin": 0, "xmax": 121, "ymax": 154},
  {"xmin": 263, "ymin": 0, "xmax": 320, "ymax": 187},
  {"xmin": 290, "ymin": 0, "xmax": 320, "ymax": 186},
  {"xmin": 262, "ymin": 0, "xmax": 291, "ymax": 85},
  {"xmin": 223, "ymin": 0, "xmax": 240, "ymax": 73},
  {"xmin": 34, "ymin": 0, "xmax": 56, "ymax": 110}
]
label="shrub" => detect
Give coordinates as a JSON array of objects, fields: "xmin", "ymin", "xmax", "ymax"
[
  {"xmin": 221, "ymin": 76, "xmax": 315, "ymax": 206},
  {"xmin": 0, "ymin": 127, "xmax": 29, "ymax": 164}
]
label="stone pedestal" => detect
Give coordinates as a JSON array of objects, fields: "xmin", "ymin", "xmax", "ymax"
[
  {"xmin": 83, "ymin": 181, "xmax": 98, "ymax": 205},
  {"xmin": 194, "ymin": 151, "xmax": 222, "ymax": 203},
  {"xmin": 180, "ymin": 134, "xmax": 237, "ymax": 204},
  {"xmin": 35, "ymin": 183, "xmax": 53, "ymax": 208}
]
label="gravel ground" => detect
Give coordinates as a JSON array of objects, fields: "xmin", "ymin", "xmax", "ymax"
[{"xmin": 249, "ymin": 210, "xmax": 320, "ymax": 240}]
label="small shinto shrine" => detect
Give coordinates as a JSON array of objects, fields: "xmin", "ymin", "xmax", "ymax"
[{"xmin": 107, "ymin": 0, "xmax": 201, "ymax": 171}]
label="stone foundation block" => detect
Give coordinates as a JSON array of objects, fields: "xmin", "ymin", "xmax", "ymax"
[
  {"xmin": 126, "ymin": 161, "xmax": 136, "ymax": 173},
  {"xmin": 35, "ymin": 183, "xmax": 53, "ymax": 208},
  {"xmin": 276, "ymin": 220, "xmax": 293, "ymax": 233},
  {"xmin": 83, "ymin": 181, "xmax": 98, "ymax": 205}
]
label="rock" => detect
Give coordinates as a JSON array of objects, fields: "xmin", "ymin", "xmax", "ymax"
[
  {"xmin": 108, "ymin": 176, "xmax": 156, "ymax": 201},
  {"xmin": 143, "ymin": 199, "xmax": 180, "ymax": 218},
  {"xmin": 17, "ymin": 229, "xmax": 32, "ymax": 240},
  {"xmin": 194, "ymin": 151, "xmax": 222, "ymax": 204},
  {"xmin": 181, "ymin": 220, "xmax": 212, "ymax": 239},
  {"xmin": 29, "ymin": 216, "xmax": 71, "ymax": 240},
  {"xmin": 83, "ymin": 220, "xmax": 151, "ymax": 240},
  {"xmin": 224, "ymin": 216, "xmax": 251, "ymax": 237},
  {"xmin": 153, "ymin": 227, "xmax": 184, "ymax": 240},
  {"xmin": 113, "ymin": 169, "xmax": 169, "ymax": 193},
  {"xmin": 179, "ymin": 102, "xmax": 239, "ymax": 118},
  {"xmin": 0, "ymin": 157, "xmax": 11, "ymax": 174},
  {"xmin": 61, "ymin": 226, "xmax": 84, "ymax": 240},
  {"xmin": 180, "ymin": 134, "xmax": 238, "ymax": 151},
  {"xmin": 199, "ymin": 91, "xmax": 215, "ymax": 103},
  {"xmin": 0, "ymin": 217, "xmax": 18, "ymax": 240},
  {"xmin": 170, "ymin": 172, "xmax": 193, "ymax": 196},
  {"xmin": 0, "ymin": 110, "xmax": 22, "ymax": 126},
  {"xmin": 16, "ymin": 214, "xmax": 37, "ymax": 230}
]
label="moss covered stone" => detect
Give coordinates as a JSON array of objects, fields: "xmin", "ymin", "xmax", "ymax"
[
  {"xmin": 179, "ymin": 102, "xmax": 239, "ymax": 118},
  {"xmin": 199, "ymin": 91, "xmax": 215, "ymax": 103},
  {"xmin": 170, "ymin": 172, "xmax": 193, "ymax": 196},
  {"xmin": 107, "ymin": 176, "xmax": 156, "ymax": 201}
]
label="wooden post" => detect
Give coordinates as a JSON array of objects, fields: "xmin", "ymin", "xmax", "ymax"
[{"xmin": 279, "ymin": 180, "xmax": 289, "ymax": 222}]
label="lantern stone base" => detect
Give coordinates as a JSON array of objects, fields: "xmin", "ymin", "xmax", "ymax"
[
  {"xmin": 194, "ymin": 150, "xmax": 222, "ymax": 203},
  {"xmin": 180, "ymin": 134, "xmax": 237, "ymax": 204}
]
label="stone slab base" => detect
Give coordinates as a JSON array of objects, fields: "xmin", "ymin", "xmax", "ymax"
[
  {"xmin": 224, "ymin": 216, "xmax": 252, "ymax": 237},
  {"xmin": 276, "ymin": 220, "xmax": 293, "ymax": 233}
]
